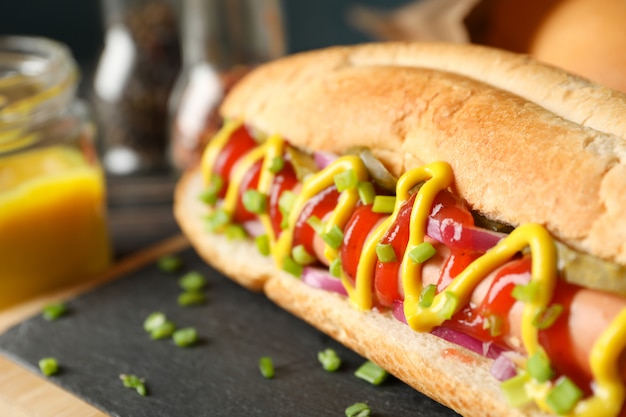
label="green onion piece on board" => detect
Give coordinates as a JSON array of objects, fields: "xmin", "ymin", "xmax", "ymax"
[
  {"xmin": 156, "ymin": 255, "xmax": 183, "ymax": 273},
  {"xmin": 357, "ymin": 181, "xmax": 375, "ymax": 205},
  {"xmin": 119, "ymin": 373, "xmax": 148, "ymax": 396},
  {"xmin": 42, "ymin": 302, "xmax": 67, "ymax": 321},
  {"xmin": 150, "ymin": 320, "xmax": 176, "ymax": 339},
  {"xmin": 242, "ymin": 190, "xmax": 267, "ymax": 214},
  {"xmin": 329, "ymin": 258, "xmax": 343, "ymax": 278},
  {"xmin": 334, "ymin": 169, "xmax": 358, "ymax": 192},
  {"xmin": 143, "ymin": 312, "xmax": 167, "ymax": 332},
  {"xmin": 283, "ymin": 256, "xmax": 304, "ymax": 277},
  {"xmin": 38, "ymin": 357, "xmax": 59, "ymax": 376},
  {"xmin": 177, "ymin": 291, "xmax": 206, "ymax": 307},
  {"xmin": 527, "ymin": 352, "xmax": 554, "ymax": 383},
  {"xmin": 292, "ymin": 244, "xmax": 316, "ymax": 265},
  {"xmin": 500, "ymin": 373, "xmax": 531, "ymax": 408},
  {"xmin": 255, "ymin": 234, "xmax": 271, "ymax": 256},
  {"xmin": 322, "ymin": 225, "xmax": 344, "ymax": 249},
  {"xmin": 268, "ymin": 156, "xmax": 284, "ymax": 174},
  {"xmin": 408, "ymin": 242, "xmax": 437, "ymax": 264},
  {"xmin": 419, "ymin": 284, "xmax": 437, "ymax": 308},
  {"xmin": 371, "ymin": 195, "xmax": 395, "ymax": 213},
  {"xmin": 172, "ymin": 327, "xmax": 198, "ymax": 347},
  {"xmin": 546, "ymin": 376, "xmax": 584, "ymax": 415},
  {"xmin": 375, "ymin": 243, "xmax": 396, "ymax": 263},
  {"xmin": 178, "ymin": 271, "xmax": 207, "ymax": 291},
  {"xmin": 259, "ymin": 356, "xmax": 275, "ymax": 379},
  {"xmin": 318, "ymin": 348, "xmax": 342, "ymax": 372},
  {"xmin": 345, "ymin": 402, "xmax": 371, "ymax": 417},
  {"xmin": 354, "ymin": 360, "xmax": 388, "ymax": 385}
]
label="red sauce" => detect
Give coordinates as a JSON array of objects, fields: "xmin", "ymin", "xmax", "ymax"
[
  {"xmin": 268, "ymin": 161, "xmax": 298, "ymax": 236},
  {"xmin": 212, "ymin": 125, "xmax": 257, "ymax": 197}
]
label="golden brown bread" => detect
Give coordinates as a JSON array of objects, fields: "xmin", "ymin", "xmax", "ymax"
[
  {"xmin": 220, "ymin": 42, "xmax": 626, "ymax": 265},
  {"xmin": 174, "ymin": 168, "xmax": 552, "ymax": 417}
]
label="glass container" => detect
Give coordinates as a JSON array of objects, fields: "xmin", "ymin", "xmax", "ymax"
[
  {"xmin": 168, "ymin": 0, "xmax": 285, "ymax": 170},
  {"xmin": 0, "ymin": 36, "xmax": 112, "ymax": 309},
  {"xmin": 93, "ymin": 0, "xmax": 182, "ymax": 175}
]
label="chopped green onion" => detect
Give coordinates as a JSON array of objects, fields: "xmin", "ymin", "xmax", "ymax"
[
  {"xmin": 242, "ymin": 189, "xmax": 267, "ymax": 214},
  {"xmin": 437, "ymin": 291, "xmax": 459, "ymax": 320},
  {"xmin": 120, "ymin": 373, "xmax": 148, "ymax": 396},
  {"xmin": 143, "ymin": 311, "xmax": 167, "ymax": 332},
  {"xmin": 150, "ymin": 320, "xmax": 176, "ymax": 339},
  {"xmin": 334, "ymin": 169, "xmax": 358, "ymax": 192},
  {"xmin": 546, "ymin": 376, "xmax": 583, "ymax": 415},
  {"xmin": 283, "ymin": 256, "xmax": 303, "ymax": 277},
  {"xmin": 419, "ymin": 284, "xmax": 437, "ymax": 308},
  {"xmin": 259, "ymin": 356, "xmax": 275, "ymax": 378},
  {"xmin": 203, "ymin": 209, "xmax": 230, "ymax": 232},
  {"xmin": 500, "ymin": 373, "xmax": 531, "ymax": 408},
  {"xmin": 371, "ymin": 195, "xmax": 396, "ymax": 213},
  {"xmin": 178, "ymin": 271, "xmax": 207, "ymax": 291},
  {"xmin": 306, "ymin": 215, "xmax": 325, "ymax": 235},
  {"xmin": 292, "ymin": 244, "xmax": 316, "ymax": 265},
  {"xmin": 408, "ymin": 242, "xmax": 437, "ymax": 264},
  {"xmin": 375, "ymin": 243, "xmax": 396, "ymax": 263},
  {"xmin": 354, "ymin": 360, "xmax": 388, "ymax": 385},
  {"xmin": 330, "ymin": 258, "xmax": 343, "ymax": 278},
  {"xmin": 527, "ymin": 352, "xmax": 554, "ymax": 383},
  {"xmin": 42, "ymin": 302, "xmax": 67, "ymax": 321},
  {"xmin": 225, "ymin": 224, "xmax": 247, "ymax": 240},
  {"xmin": 172, "ymin": 327, "xmax": 198, "ymax": 347},
  {"xmin": 177, "ymin": 291, "xmax": 206, "ymax": 307},
  {"xmin": 533, "ymin": 304, "xmax": 563, "ymax": 330},
  {"xmin": 38, "ymin": 357, "xmax": 59, "ymax": 376},
  {"xmin": 198, "ymin": 175, "xmax": 223, "ymax": 205},
  {"xmin": 255, "ymin": 234, "xmax": 271, "ymax": 256},
  {"xmin": 357, "ymin": 181, "xmax": 376, "ymax": 205},
  {"xmin": 322, "ymin": 225, "xmax": 344, "ymax": 249},
  {"xmin": 511, "ymin": 281, "xmax": 539, "ymax": 303},
  {"xmin": 278, "ymin": 190, "xmax": 297, "ymax": 217},
  {"xmin": 318, "ymin": 348, "xmax": 342, "ymax": 372},
  {"xmin": 482, "ymin": 313, "xmax": 503, "ymax": 337},
  {"xmin": 345, "ymin": 402, "xmax": 371, "ymax": 417},
  {"xmin": 156, "ymin": 255, "xmax": 183, "ymax": 273},
  {"xmin": 268, "ymin": 156, "xmax": 285, "ymax": 174}
]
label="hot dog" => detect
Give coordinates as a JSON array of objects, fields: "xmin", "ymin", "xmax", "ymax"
[{"xmin": 173, "ymin": 42, "xmax": 626, "ymax": 417}]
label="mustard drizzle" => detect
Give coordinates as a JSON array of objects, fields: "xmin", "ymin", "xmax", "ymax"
[{"xmin": 200, "ymin": 122, "xmax": 626, "ymax": 417}]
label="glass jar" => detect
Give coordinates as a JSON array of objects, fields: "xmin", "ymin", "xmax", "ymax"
[
  {"xmin": 0, "ymin": 36, "xmax": 112, "ymax": 309},
  {"xmin": 168, "ymin": 0, "xmax": 285, "ymax": 170},
  {"xmin": 93, "ymin": 0, "xmax": 181, "ymax": 175}
]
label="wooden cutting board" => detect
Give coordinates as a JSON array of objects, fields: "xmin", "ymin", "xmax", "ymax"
[{"xmin": 0, "ymin": 235, "xmax": 190, "ymax": 417}]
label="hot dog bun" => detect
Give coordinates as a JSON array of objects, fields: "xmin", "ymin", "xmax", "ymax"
[{"xmin": 174, "ymin": 42, "xmax": 626, "ymax": 417}]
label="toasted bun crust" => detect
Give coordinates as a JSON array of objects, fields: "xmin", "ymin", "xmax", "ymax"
[
  {"xmin": 174, "ymin": 169, "xmax": 552, "ymax": 417},
  {"xmin": 220, "ymin": 42, "xmax": 626, "ymax": 265}
]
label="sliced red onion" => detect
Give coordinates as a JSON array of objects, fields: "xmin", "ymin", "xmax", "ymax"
[
  {"xmin": 314, "ymin": 151, "xmax": 338, "ymax": 169},
  {"xmin": 427, "ymin": 217, "xmax": 505, "ymax": 253},
  {"xmin": 490, "ymin": 353, "xmax": 518, "ymax": 381},
  {"xmin": 301, "ymin": 267, "xmax": 348, "ymax": 296},
  {"xmin": 392, "ymin": 300, "xmax": 407, "ymax": 324},
  {"xmin": 242, "ymin": 220, "xmax": 265, "ymax": 238}
]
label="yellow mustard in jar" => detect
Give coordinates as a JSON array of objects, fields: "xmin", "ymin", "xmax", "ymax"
[{"xmin": 0, "ymin": 36, "xmax": 111, "ymax": 309}]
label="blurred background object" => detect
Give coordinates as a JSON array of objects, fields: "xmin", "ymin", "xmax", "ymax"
[
  {"xmin": 168, "ymin": 0, "xmax": 285, "ymax": 171},
  {"xmin": 348, "ymin": 0, "xmax": 626, "ymax": 93},
  {"xmin": 0, "ymin": 36, "xmax": 111, "ymax": 308}
]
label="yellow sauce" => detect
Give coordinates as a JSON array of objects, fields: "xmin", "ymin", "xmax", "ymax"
[
  {"xmin": 0, "ymin": 145, "xmax": 111, "ymax": 309},
  {"xmin": 201, "ymin": 122, "xmax": 626, "ymax": 416}
]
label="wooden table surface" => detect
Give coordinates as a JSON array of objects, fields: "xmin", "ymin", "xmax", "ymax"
[{"xmin": 0, "ymin": 170, "xmax": 187, "ymax": 417}]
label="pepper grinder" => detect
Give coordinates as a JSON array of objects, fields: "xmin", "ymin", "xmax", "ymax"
[{"xmin": 168, "ymin": 0, "xmax": 285, "ymax": 171}]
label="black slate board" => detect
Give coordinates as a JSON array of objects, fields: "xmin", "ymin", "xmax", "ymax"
[{"xmin": 0, "ymin": 248, "xmax": 460, "ymax": 417}]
